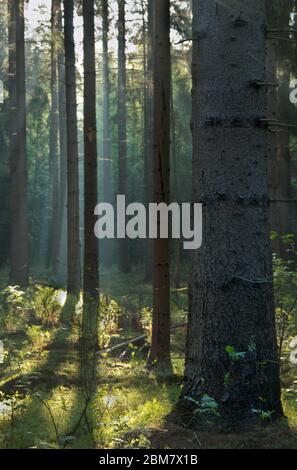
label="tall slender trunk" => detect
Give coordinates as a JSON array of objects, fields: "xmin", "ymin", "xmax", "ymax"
[
  {"xmin": 143, "ymin": 0, "xmax": 154, "ymax": 282},
  {"xmin": 183, "ymin": 0, "xmax": 282, "ymax": 423},
  {"xmin": 117, "ymin": 0, "xmax": 130, "ymax": 273},
  {"xmin": 64, "ymin": 0, "xmax": 80, "ymax": 294},
  {"xmin": 82, "ymin": 0, "xmax": 99, "ymax": 394},
  {"xmin": 274, "ymin": 64, "xmax": 292, "ymax": 258},
  {"xmin": 55, "ymin": 1, "xmax": 68, "ymax": 283},
  {"xmin": 170, "ymin": 60, "xmax": 181, "ymax": 289},
  {"xmin": 102, "ymin": 0, "xmax": 112, "ymax": 267},
  {"xmin": 8, "ymin": 0, "xmax": 29, "ymax": 287},
  {"xmin": 267, "ymin": 2, "xmax": 292, "ymax": 258},
  {"xmin": 48, "ymin": 0, "xmax": 60, "ymax": 270},
  {"xmin": 148, "ymin": 0, "xmax": 171, "ymax": 368}
]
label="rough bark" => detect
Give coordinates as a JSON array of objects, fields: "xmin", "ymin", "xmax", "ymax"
[
  {"xmin": 8, "ymin": 0, "xmax": 29, "ymax": 287},
  {"xmin": 64, "ymin": 0, "xmax": 81, "ymax": 294},
  {"xmin": 183, "ymin": 0, "xmax": 282, "ymax": 423},
  {"xmin": 148, "ymin": 0, "xmax": 171, "ymax": 367}
]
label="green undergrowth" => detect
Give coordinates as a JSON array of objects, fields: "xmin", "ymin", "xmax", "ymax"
[{"xmin": 0, "ymin": 265, "xmax": 296, "ymax": 449}]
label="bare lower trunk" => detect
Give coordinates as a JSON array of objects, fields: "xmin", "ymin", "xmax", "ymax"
[{"xmin": 183, "ymin": 0, "xmax": 282, "ymax": 423}]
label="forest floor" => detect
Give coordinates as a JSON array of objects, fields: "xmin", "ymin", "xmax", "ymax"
[{"xmin": 0, "ymin": 271, "xmax": 297, "ymax": 449}]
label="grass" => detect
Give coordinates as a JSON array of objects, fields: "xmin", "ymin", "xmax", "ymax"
[{"xmin": 0, "ymin": 272, "xmax": 297, "ymax": 449}]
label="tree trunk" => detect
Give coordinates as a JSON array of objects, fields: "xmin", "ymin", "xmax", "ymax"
[
  {"xmin": 267, "ymin": 1, "xmax": 293, "ymax": 259},
  {"xmin": 183, "ymin": 0, "xmax": 282, "ymax": 423},
  {"xmin": 273, "ymin": 63, "xmax": 292, "ymax": 258},
  {"xmin": 117, "ymin": 0, "xmax": 130, "ymax": 273},
  {"xmin": 64, "ymin": 0, "xmax": 81, "ymax": 294},
  {"xmin": 148, "ymin": 0, "xmax": 172, "ymax": 368},
  {"xmin": 102, "ymin": 0, "xmax": 112, "ymax": 267},
  {"xmin": 171, "ymin": 62, "xmax": 181, "ymax": 289},
  {"xmin": 143, "ymin": 0, "xmax": 154, "ymax": 282},
  {"xmin": 48, "ymin": 0, "xmax": 60, "ymax": 270},
  {"xmin": 55, "ymin": 0, "xmax": 68, "ymax": 284},
  {"xmin": 82, "ymin": 0, "xmax": 99, "ymax": 394},
  {"xmin": 8, "ymin": 0, "xmax": 29, "ymax": 287}
]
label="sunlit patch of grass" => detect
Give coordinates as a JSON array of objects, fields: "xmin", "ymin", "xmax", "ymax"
[{"xmin": 93, "ymin": 368, "xmax": 180, "ymax": 449}]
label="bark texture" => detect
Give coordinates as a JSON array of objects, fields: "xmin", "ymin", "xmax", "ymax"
[{"xmin": 183, "ymin": 0, "xmax": 282, "ymax": 422}]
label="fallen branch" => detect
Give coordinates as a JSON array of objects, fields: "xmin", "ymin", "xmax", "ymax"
[{"xmin": 98, "ymin": 323, "xmax": 187, "ymax": 355}]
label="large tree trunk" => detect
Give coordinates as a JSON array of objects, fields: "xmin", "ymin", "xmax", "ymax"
[
  {"xmin": 8, "ymin": 0, "xmax": 29, "ymax": 287},
  {"xmin": 117, "ymin": 0, "xmax": 130, "ymax": 273},
  {"xmin": 183, "ymin": 0, "xmax": 282, "ymax": 423},
  {"xmin": 148, "ymin": 0, "xmax": 171, "ymax": 368},
  {"xmin": 102, "ymin": 0, "xmax": 112, "ymax": 267},
  {"xmin": 82, "ymin": 0, "xmax": 99, "ymax": 394},
  {"xmin": 64, "ymin": 0, "xmax": 81, "ymax": 294}
]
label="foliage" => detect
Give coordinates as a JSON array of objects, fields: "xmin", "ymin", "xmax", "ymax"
[
  {"xmin": 99, "ymin": 297, "xmax": 121, "ymax": 349},
  {"xmin": 272, "ymin": 236, "xmax": 297, "ymax": 357}
]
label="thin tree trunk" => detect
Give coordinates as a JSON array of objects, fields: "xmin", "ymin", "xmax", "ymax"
[
  {"xmin": 55, "ymin": 1, "xmax": 68, "ymax": 283},
  {"xmin": 48, "ymin": 0, "xmax": 60, "ymax": 270},
  {"xmin": 82, "ymin": 0, "xmax": 99, "ymax": 394},
  {"xmin": 183, "ymin": 0, "xmax": 282, "ymax": 423},
  {"xmin": 117, "ymin": 0, "xmax": 130, "ymax": 273},
  {"xmin": 143, "ymin": 0, "xmax": 154, "ymax": 282},
  {"xmin": 148, "ymin": 0, "xmax": 172, "ymax": 368},
  {"xmin": 171, "ymin": 64, "xmax": 181, "ymax": 289},
  {"xmin": 268, "ymin": 1, "xmax": 292, "ymax": 258},
  {"xmin": 8, "ymin": 0, "xmax": 29, "ymax": 287},
  {"xmin": 64, "ymin": 0, "xmax": 80, "ymax": 294},
  {"xmin": 102, "ymin": 0, "xmax": 112, "ymax": 267}
]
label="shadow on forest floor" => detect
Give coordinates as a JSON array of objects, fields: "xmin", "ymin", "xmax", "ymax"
[{"xmin": 150, "ymin": 403, "xmax": 297, "ymax": 449}]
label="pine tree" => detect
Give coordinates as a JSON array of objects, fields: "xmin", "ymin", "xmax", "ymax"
[
  {"xmin": 183, "ymin": 0, "xmax": 282, "ymax": 423},
  {"xmin": 148, "ymin": 0, "xmax": 172, "ymax": 368},
  {"xmin": 8, "ymin": 0, "xmax": 29, "ymax": 287},
  {"xmin": 64, "ymin": 0, "xmax": 80, "ymax": 294}
]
